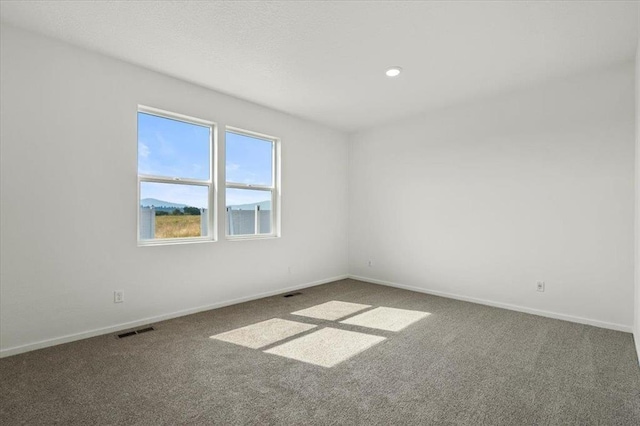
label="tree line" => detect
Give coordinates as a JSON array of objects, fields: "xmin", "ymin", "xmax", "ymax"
[{"xmin": 155, "ymin": 206, "xmax": 202, "ymax": 216}]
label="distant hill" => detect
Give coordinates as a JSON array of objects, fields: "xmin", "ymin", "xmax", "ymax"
[
  {"xmin": 141, "ymin": 197, "xmax": 271, "ymax": 211},
  {"xmin": 140, "ymin": 198, "xmax": 188, "ymax": 209}
]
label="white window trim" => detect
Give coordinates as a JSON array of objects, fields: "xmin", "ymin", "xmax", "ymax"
[
  {"xmin": 225, "ymin": 126, "xmax": 281, "ymax": 240},
  {"xmin": 137, "ymin": 105, "xmax": 217, "ymax": 246}
]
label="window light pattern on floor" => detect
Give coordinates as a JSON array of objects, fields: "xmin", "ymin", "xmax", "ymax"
[
  {"xmin": 209, "ymin": 301, "xmax": 430, "ymax": 367},
  {"xmin": 291, "ymin": 300, "xmax": 371, "ymax": 321},
  {"xmin": 340, "ymin": 307, "xmax": 430, "ymax": 332},
  {"xmin": 210, "ymin": 318, "xmax": 316, "ymax": 349},
  {"xmin": 264, "ymin": 327, "xmax": 386, "ymax": 368}
]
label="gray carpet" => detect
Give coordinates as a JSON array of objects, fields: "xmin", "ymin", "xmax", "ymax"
[{"xmin": 1, "ymin": 279, "xmax": 639, "ymax": 425}]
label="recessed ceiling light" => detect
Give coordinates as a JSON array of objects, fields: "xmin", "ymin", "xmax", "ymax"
[{"xmin": 385, "ymin": 66, "xmax": 402, "ymax": 77}]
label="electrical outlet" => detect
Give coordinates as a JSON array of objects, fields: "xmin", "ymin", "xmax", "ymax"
[
  {"xmin": 368, "ymin": 260, "xmax": 373, "ymax": 267},
  {"xmin": 536, "ymin": 281, "xmax": 545, "ymax": 292},
  {"xmin": 114, "ymin": 290, "xmax": 124, "ymax": 303}
]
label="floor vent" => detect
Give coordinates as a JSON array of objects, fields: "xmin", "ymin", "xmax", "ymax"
[
  {"xmin": 118, "ymin": 326, "xmax": 155, "ymax": 338},
  {"xmin": 284, "ymin": 292, "xmax": 303, "ymax": 298}
]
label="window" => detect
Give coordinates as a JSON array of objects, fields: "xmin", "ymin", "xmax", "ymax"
[
  {"xmin": 137, "ymin": 106, "xmax": 215, "ymax": 245},
  {"xmin": 225, "ymin": 128, "xmax": 280, "ymax": 239}
]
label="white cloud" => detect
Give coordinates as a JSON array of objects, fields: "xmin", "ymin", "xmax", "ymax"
[{"xmin": 139, "ymin": 142, "xmax": 150, "ymax": 158}]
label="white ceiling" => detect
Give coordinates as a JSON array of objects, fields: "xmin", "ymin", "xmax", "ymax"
[{"xmin": 1, "ymin": 1, "xmax": 638, "ymax": 132}]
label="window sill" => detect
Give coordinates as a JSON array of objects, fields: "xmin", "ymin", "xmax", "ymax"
[
  {"xmin": 137, "ymin": 238, "xmax": 216, "ymax": 247},
  {"xmin": 226, "ymin": 234, "xmax": 280, "ymax": 242}
]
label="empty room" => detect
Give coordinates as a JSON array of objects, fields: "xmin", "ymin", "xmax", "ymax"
[{"xmin": 1, "ymin": 1, "xmax": 639, "ymax": 424}]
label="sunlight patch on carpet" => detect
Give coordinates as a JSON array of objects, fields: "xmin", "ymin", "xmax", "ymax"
[
  {"xmin": 210, "ymin": 318, "xmax": 316, "ymax": 349},
  {"xmin": 291, "ymin": 300, "xmax": 371, "ymax": 321},
  {"xmin": 264, "ymin": 327, "xmax": 386, "ymax": 368},
  {"xmin": 340, "ymin": 307, "xmax": 430, "ymax": 331}
]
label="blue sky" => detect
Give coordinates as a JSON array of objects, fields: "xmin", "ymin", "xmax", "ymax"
[
  {"xmin": 138, "ymin": 112, "xmax": 210, "ymax": 180},
  {"xmin": 225, "ymin": 131, "xmax": 272, "ymax": 186},
  {"xmin": 138, "ymin": 112, "xmax": 272, "ymax": 208}
]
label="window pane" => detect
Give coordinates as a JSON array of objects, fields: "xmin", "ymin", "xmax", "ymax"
[
  {"xmin": 138, "ymin": 112, "xmax": 210, "ymax": 180},
  {"xmin": 226, "ymin": 131, "xmax": 273, "ymax": 186},
  {"xmin": 140, "ymin": 182, "xmax": 209, "ymax": 240},
  {"xmin": 226, "ymin": 188, "xmax": 272, "ymax": 235}
]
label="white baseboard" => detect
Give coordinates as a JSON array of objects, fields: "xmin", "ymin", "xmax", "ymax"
[
  {"xmin": 0, "ymin": 274, "xmax": 349, "ymax": 358},
  {"xmin": 635, "ymin": 330, "xmax": 640, "ymax": 366},
  {"xmin": 349, "ymin": 275, "xmax": 633, "ymax": 333}
]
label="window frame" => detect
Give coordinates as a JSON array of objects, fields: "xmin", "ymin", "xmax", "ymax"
[
  {"xmin": 225, "ymin": 126, "xmax": 281, "ymax": 240},
  {"xmin": 137, "ymin": 105, "xmax": 217, "ymax": 246}
]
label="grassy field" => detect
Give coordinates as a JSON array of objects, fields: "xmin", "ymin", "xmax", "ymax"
[{"xmin": 156, "ymin": 215, "xmax": 201, "ymax": 238}]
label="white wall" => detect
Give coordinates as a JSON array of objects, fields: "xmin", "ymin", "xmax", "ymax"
[
  {"xmin": 349, "ymin": 61, "xmax": 636, "ymax": 331},
  {"xmin": 0, "ymin": 25, "xmax": 349, "ymax": 356}
]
